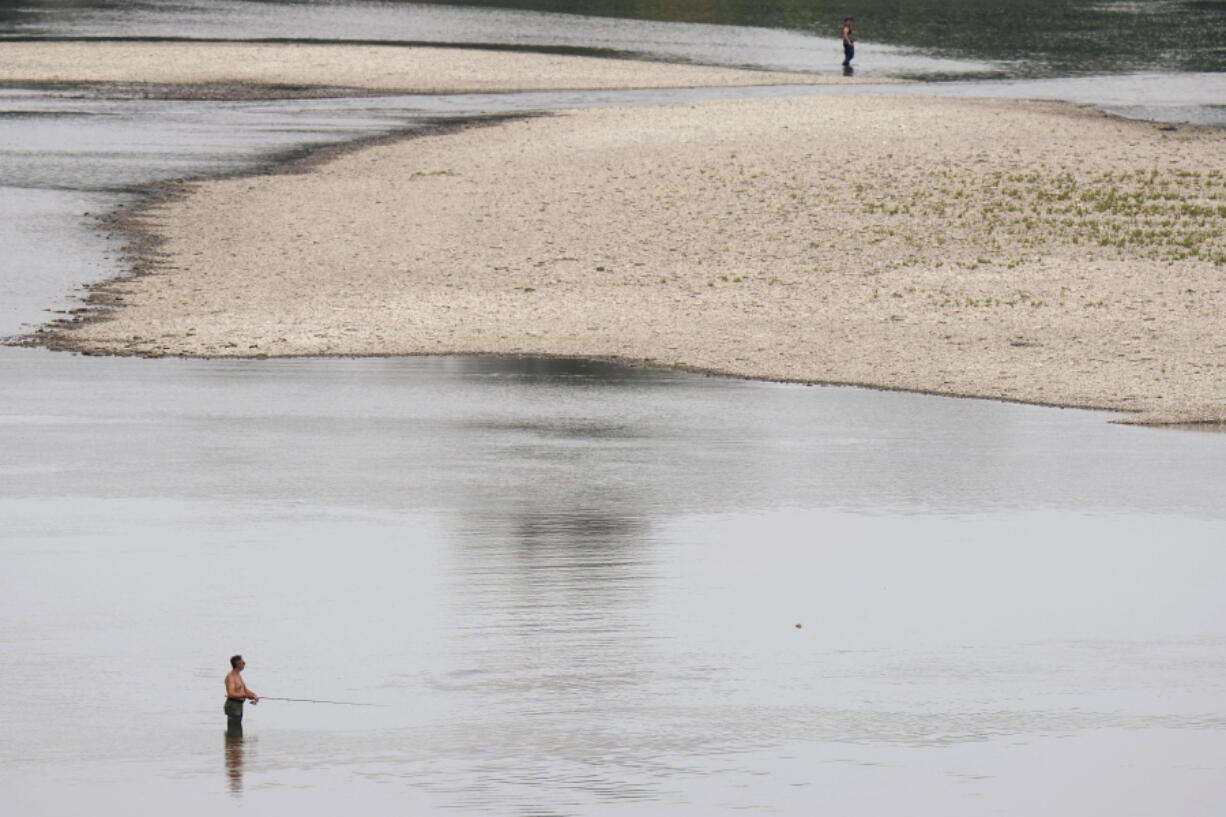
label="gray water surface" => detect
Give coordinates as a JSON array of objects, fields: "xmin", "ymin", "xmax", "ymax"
[
  {"xmin": 2, "ymin": 3, "xmax": 1225, "ymax": 815},
  {"xmin": 3, "ymin": 350, "xmax": 1226, "ymax": 816}
]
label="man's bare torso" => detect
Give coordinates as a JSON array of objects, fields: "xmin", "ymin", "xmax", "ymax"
[{"xmin": 225, "ymin": 669, "xmax": 250, "ymax": 699}]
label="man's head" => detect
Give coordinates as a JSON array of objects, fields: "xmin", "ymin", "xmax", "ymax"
[
  {"xmin": 844, "ymin": 17, "xmax": 854, "ymax": 25},
  {"xmin": 230, "ymin": 654, "xmax": 244, "ymax": 669}
]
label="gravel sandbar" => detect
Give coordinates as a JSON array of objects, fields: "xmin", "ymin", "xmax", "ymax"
[{"xmin": 30, "ymin": 88, "xmax": 1226, "ymax": 425}]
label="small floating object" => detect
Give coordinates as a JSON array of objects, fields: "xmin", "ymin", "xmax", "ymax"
[{"xmin": 795, "ymin": 623, "xmax": 802, "ymax": 629}]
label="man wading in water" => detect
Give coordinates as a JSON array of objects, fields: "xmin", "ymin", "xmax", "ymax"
[
  {"xmin": 841, "ymin": 17, "xmax": 855, "ymax": 72},
  {"xmin": 224, "ymin": 655, "xmax": 259, "ymax": 735}
]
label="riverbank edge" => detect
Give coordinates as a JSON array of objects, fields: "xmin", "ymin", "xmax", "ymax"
[{"xmin": 14, "ymin": 114, "xmax": 539, "ymax": 348}]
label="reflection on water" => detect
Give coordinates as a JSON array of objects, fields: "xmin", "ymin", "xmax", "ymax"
[{"xmin": 224, "ymin": 733, "xmax": 245, "ymax": 796}]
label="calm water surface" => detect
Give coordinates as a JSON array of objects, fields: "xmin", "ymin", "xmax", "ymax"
[
  {"xmin": 4, "ymin": 351, "xmax": 1226, "ymax": 816},
  {"xmin": 2, "ymin": 2, "xmax": 1225, "ymax": 815}
]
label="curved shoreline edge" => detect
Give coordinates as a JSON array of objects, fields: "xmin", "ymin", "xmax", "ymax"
[{"xmin": 6, "ymin": 44, "xmax": 1225, "ymax": 427}]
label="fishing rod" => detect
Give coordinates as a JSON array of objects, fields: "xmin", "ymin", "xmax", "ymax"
[{"xmin": 260, "ymin": 696, "xmax": 386, "ymax": 707}]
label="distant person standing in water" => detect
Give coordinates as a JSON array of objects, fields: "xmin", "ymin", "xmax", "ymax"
[
  {"xmin": 841, "ymin": 17, "xmax": 855, "ymax": 69},
  {"xmin": 224, "ymin": 655, "xmax": 259, "ymax": 735}
]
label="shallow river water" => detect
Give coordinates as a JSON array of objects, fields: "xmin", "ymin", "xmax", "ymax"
[
  {"xmin": 2, "ymin": 2, "xmax": 1225, "ymax": 815},
  {"xmin": 5, "ymin": 350, "xmax": 1226, "ymax": 816}
]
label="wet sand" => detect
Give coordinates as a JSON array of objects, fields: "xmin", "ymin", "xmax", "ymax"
[{"xmin": 10, "ymin": 44, "xmax": 1225, "ymax": 425}]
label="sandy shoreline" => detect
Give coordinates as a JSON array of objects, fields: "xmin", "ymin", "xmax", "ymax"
[
  {"xmin": 10, "ymin": 44, "xmax": 1226, "ymax": 425},
  {"xmin": 0, "ymin": 41, "xmax": 858, "ymax": 93}
]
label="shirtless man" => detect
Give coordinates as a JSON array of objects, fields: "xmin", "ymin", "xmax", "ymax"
[
  {"xmin": 841, "ymin": 17, "xmax": 855, "ymax": 68},
  {"xmin": 224, "ymin": 655, "xmax": 259, "ymax": 735}
]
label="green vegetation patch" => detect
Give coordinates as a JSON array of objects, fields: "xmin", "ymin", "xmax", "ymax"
[{"xmin": 863, "ymin": 166, "xmax": 1226, "ymax": 266}]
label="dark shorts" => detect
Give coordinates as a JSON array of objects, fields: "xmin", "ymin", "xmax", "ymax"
[{"xmin": 224, "ymin": 699, "xmax": 244, "ymax": 719}]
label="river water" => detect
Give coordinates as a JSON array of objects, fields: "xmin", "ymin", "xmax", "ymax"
[{"xmin": 2, "ymin": 2, "xmax": 1225, "ymax": 815}]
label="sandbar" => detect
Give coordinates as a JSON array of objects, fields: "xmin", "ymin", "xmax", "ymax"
[
  {"xmin": 0, "ymin": 41, "xmax": 857, "ymax": 93},
  {"xmin": 13, "ymin": 47, "xmax": 1226, "ymax": 425}
]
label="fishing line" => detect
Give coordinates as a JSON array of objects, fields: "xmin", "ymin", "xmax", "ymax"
[{"xmin": 260, "ymin": 696, "xmax": 386, "ymax": 707}]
